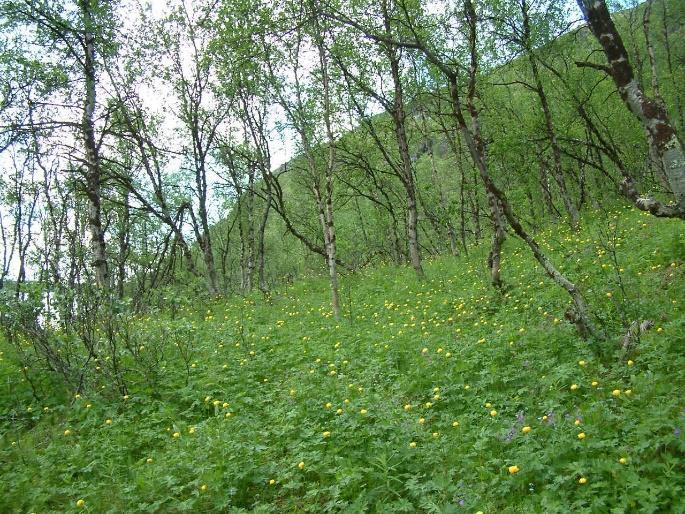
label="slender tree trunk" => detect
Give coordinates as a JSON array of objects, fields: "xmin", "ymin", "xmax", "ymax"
[
  {"xmin": 313, "ymin": 181, "xmax": 341, "ymax": 319},
  {"xmin": 458, "ymin": 151, "xmax": 468, "ymax": 254},
  {"xmin": 470, "ymin": 171, "xmax": 482, "ymax": 242},
  {"xmin": 80, "ymin": 0, "xmax": 108, "ymax": 289},
  {"xmin": 245, "ymin": 168, "xmax": 256, "ymax": 291},
  {"xmin": 486, "ymin": 192, "xmax": 505, "ymax": 288},
  {"xmin": 257, "ymin": 186, "xmax": 272, "ymax": 293},
  {"xmin": 117, "ymin": 192, "xmax": 130, "ymax": 299},
  {"xmin": 404, "ymin": 182, "xmax": 424, "ymax": 278},
  {"xmin": 323, "ymin": 175, "xmax": 340, "ymax": 319},
  {"xmin": 311, "ymin": 18, "xmax": 342, "ymax": 318},
  {"xmin": 382, "ymin": 2, "xmax": 424, "ymax": 279},
  {"xmin": 429, "ymin": 140, "xmax": 459, "ymax": 256},
  {"xmin": 462, "ymin": 4, "xmax": 506, "ymax": 286},
  {"xmin": 527, "ymin": 62, "xmax": 578, "ymax": 225},
  {"xmin": 195, "ymin": 161, "xmax": 220, "ymax": 294},
  {"xmin": 236, "ymin": 199, "xmax": 247, "ymax": 290},
  {"xmin": 450, "ymin": 77, "xmax": 505, "ymax": 288},
  {"xmin": 390, "ymin": 211, "xmax": 403, "ymax": 264},
  {"xmin": 660, "ymin": 0, "xmax": 684, "ymax": 131},
  {"xmin": 642, "ymin": 0, "xmax": 667, "ymax": 184},
  {"xmin": 642, "ymin": 0, "xmax": 663, "ymax": 107},
  {"xmin": 577, "ymin": 0, "xmax": 685, "ymax": 216},
  {"xmin": 392, "ymin": 103, "xmax": 424, "ymax": 277},
  {"xmin": 537, "ymin": 152, "xmax": 557, "ymax": 217},
  {"xmin": 521, "ymin": 0, "xmax": 579, "ymax": 229}
]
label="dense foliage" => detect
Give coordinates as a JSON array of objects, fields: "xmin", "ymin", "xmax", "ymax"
[
  {"xmin": 1, "ymin": 208, "xmax": 684, "ymax": 512},
  {"xmin": 1, "ymin": 0, "xmax": 684, "ymax": 511}
]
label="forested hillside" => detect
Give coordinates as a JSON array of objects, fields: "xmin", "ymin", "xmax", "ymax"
[{"xmin": 0, "ymin": 0, "xmax": 684, "ymax": 512}]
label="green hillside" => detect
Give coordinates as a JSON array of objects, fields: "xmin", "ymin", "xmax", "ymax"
[
  {"xmin": 204, "ymin": 0, "xmax": 684, "ymax": 292},
  {"xmin": 1, "ymin": 0, "xmax": 685, "ymax": 512},
  {"xmin": 1, "ymin": 207, "xmax": 684, "ymax": 512}
]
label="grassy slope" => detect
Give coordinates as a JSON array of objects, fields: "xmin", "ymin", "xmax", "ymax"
[{"xmin": 1, "ymin": 206, "xmax": 684, "ymax": 513}]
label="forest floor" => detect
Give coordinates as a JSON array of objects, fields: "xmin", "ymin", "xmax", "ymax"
[{"xmin": 1, "ymin": 205, "xmax": 684, "ymax": 513}]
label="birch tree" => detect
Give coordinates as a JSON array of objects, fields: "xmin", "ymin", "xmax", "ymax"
[{"xmin": 577, "ymin": 0, "xmax": 685, "ymax": 219}]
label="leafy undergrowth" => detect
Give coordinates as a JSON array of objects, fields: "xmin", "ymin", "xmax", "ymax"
[{"xmin": 1, "ymin": 206, "xmax": 684, "ymax": 513}]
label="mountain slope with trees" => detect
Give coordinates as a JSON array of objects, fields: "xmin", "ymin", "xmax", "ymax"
[{"xmin": 0, "ymin": 0, "xmax": 684, "ymax": 511}]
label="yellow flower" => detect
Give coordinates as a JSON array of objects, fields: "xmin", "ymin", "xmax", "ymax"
[
  {"xmin": 336, "ymin": 408, "xmax": 343, "ymax": 415},
  {"xmin": 485, "ymin": 402, "xmax": 492, "ymax": 408},
  {"xmin": 570, "ymin": 384, "xmax": 579, "ymax": 391},
  {"xmin": 105, "ymin": 419, "xmax": 112, "ymax": 425},
  {"xmin": 76, "ymin": 499, "xmax": 86, "ymax": 508},
  {"xmin": 452, "ymin": 421, "xmax": 460, "ymax": 427},
  {"xmin": 490, "ymin": 410, "xmax": 497, "ymax": 417},
  {"xmin": 591, "ymin": 381, "xmax": 599, "ymax": 387},
  {"xmin": 360, "ymin": 409, "xmax": 368, "ymax": 415},
  {"xmin": 418, "ymin": 417, "xmax": 426, "ymax": 424},
  {"xmin": 172, "ymin": 432, "xmax": 181, "ymax": 438},
  {"xmin": 424, "ymin": 402, "xmax": 432, "ymax": 408},
  {"xmin": 269, "ymin": 479, "xmax": 276, "ymax": 485},
  {"xmin": 508, "ymin": 465, "xmax": 519, "ymax": 474},
  {"xmin": 578, "ymin": 360, "xmax": 586, "ymax": 366},
  {"xmin": 325, "ymin": 402, "xmax": 332, "ymax": 409},
  {"xmin": 574, "ymin": 419, "xmax": 581, "ymax": 426},
  {"xmin": 421, "ymin": 348, "xmax": 428, "ymax": 354},
  {"xmin": 409, "ymin": 441, "xmax": 417, "ymax": 448},
  {"xmin": 404, "ymin": 404, "xmax": 412, "ymax": 411},
  {"xmin": 298, "ymin": 461, "xmax": 305, "ymax": 470},
  {"xmin": 188, "ymin": 427, "xmax": 196, "ymax": 434},
  {"xmin": 619, "ymin": 457, "xmax": 628, "ymax": 465},
  {"xmin": 200, "ymin": 484, "xmax": 208, "ymax": 492},
  {"xmin": 521, "ymin": 426, "xmax": 531, "ymax": 434},
  {"xmin": 624, "ymin": 389, "xmax": 632, "ymax": 395},
  {"xmin": 627, "ymin": 360, "xmax": 634, "ymax": 366},
  {"xmin": 577, "ymin": 432, "xmax": 586, "ymax": 440},
  {"xmin": 64, "ymin": 429, "xmax": 72, "ymax": 436},
  {"xmin": 146, "ymin": 458, "xmax": 153, "ymax": 464},
  {"xmin": 612, "ymin": 389, "xmax": 621, "ymax": 397},
  {"xmin": 578, "ymin": 477, "xmax": 587, "ymax": 484},
  {"xmin": 323, "ymin": 431, "xmax": 331, "ymax": 438}
]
